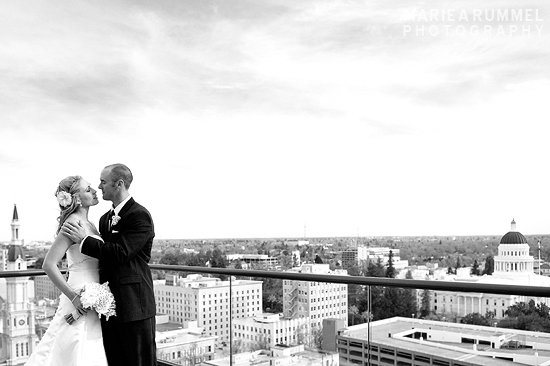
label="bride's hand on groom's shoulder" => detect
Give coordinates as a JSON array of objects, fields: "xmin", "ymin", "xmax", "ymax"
[{"xmin": 61, "ymin": 221, "xmax": 86, "ymax": 244}]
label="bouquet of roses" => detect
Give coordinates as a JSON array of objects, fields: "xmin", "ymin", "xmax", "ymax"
[{"xmin": 65, "ymin": 282, "xmax": 117, "ymax": 324}]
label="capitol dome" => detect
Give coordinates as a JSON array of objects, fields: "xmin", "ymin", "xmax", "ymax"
[
  {"xmin": 493, "ymin": 219, "xmax": 533, "ymax": 277},
  {"xmin": 500, "ymin": 231, "xmax": 528, "ymax": 244},
  {"xmin": 499, "ymin": 219, "xmax": 527, "ymax": 244}
]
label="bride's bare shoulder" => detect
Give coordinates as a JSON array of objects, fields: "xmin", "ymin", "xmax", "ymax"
[{"xmin": 64, "ymin": 213, "xmax": 84, "ymax": 225}]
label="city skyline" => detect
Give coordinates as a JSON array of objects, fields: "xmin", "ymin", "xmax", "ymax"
[{"xmin": 1, "ymin": 1, "xmax": 549, "ymax": 241}]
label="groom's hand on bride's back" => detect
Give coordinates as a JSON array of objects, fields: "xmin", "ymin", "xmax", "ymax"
[{"xmin": 61, "ymin": 221, "xmax": 86, "ymax": 244}]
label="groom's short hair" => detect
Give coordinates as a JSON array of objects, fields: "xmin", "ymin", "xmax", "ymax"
[{"xmin": 106, "ymin": 163, "xmax": 133, "ymax": 189}]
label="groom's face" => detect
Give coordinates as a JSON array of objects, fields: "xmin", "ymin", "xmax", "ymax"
[{"xmin": 98, "ymin": 168, "xmax": 118, "ymax": 202}]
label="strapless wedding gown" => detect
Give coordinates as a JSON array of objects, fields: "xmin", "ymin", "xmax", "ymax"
[{"xmin": 25, "ymin": 243, "xmax": 108, "ymax": 366}]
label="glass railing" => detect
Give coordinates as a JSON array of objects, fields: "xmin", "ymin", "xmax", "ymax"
[{"xmin": 2, "ymin": 265, "xmax": 549, "ymax": 366}]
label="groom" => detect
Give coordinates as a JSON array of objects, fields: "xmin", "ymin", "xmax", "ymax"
[{"xmin": 63, "ymin": 163, "xmax": 157, "ymax": 366}]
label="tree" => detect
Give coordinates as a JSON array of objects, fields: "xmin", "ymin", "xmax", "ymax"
[
  {"xmin": 471, "ymin": 259, "xmax": 481, "ymax": 276},
  {"xmin": 34, "ymin": 257, "xmax": 45, "ymax": 269},
  {"xmin": 455, "ymin": 256, "xmax": 462, "ymax": 272},
  {"xmin": 310, "ymin": 325, "xmax": 323, "ymax": 349},
  {"xmin": 349, "ymin": 305, "xmax": 359, "ymax": 325},
  {"xmin": 399, "ymin": 274, "xmax": 418, "ymax": 318},
  {"xmin": 420, "ymin": 289, "xmax": 431, "ymax": 318},
  {"xmin": 250, "ymin": 335, "xmax": 270, "ymax": 351},
  {"xmin": 366, "ymin": 258, "xmax": 385, "ymax": 277},
  {"xmin": 210, "ymin": 248, "xmax": 227, "ymax": 268},
  {"xmin": 182, "ymin": 252, "xmax": 206, "ymax": 267},
  {"xmin": 360, "ymin": 258, "xmax": 384, "ymax": 320},
  {"xmin": 182, "ymin": 344, "xmax": 206, "ymax": 366},
  {"xmin": 231, "ymin": 339, "xmax": 245, "ymax": 354},
  {"xmin": 461, "ymin": 312, "xmax": 493, "ymax": 326},
  {"xmin": 482, "ymin": 255, "xmax": 494, "ymax": 275},
  {"xmin": 314, "ymin": 255, "xmax": 323, "ymax": 264},
  {"xmin": 266, "ymin": 294, "xmax": 282, "ymax": 312},
  {"xmin": 379, "ymin": 287, "xmax": 400, "ymax": 318},
  {"xmin": 347, "ymin": 265, "xmax": 362, "ymax": 307},
  {"xmin": 279, "ymin": 254, "xmax": 293, "ymax": 269},
  {"xmin": 296, "ymin": 323, "xmax": 310, "ymax": 345},
  {"xmin": 359, "ymin": 310, "xmax": 373, "ymax": 323},
  {"xmin": 159, "ymin": 251, "xmax": 179, "ymax": 265},
  {"xmin": 358, "ymin": 257, "xmax": 419, "ymax": 321},
  {"xmin": 261, "ymin": 278, "xmax": 283, "ymax": 313},
  {"xmin": 386, "ymin": 250, "xmax": 396, "ymax": 278}
]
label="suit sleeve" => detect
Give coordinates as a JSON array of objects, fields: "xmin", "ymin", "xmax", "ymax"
[{"xmin": 82, "ymin": 208, "xmax": 153, "ymax": 266}]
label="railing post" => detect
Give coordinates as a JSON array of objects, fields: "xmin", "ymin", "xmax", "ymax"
[
  {"xmin": 367, "ymin": 284, "xmax": 371, "ymax": 366},
  {"xmin": 229, "ymin": 275, "xmax": 233, "ymax": 366}
]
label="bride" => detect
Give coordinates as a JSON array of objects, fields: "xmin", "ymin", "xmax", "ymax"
[{"xmin": 25, "ymin": 176, "xmax": 108, "ymax": 366}]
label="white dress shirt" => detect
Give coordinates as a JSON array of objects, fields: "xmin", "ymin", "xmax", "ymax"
[{"xmin": 113, "ymin": 194, "xmax": 132, "ymax": 217}]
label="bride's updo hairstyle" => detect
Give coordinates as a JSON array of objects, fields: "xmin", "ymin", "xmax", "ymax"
[{"xmin": 54, "ymin": 176, "xmax": 82, "ymax": 234}]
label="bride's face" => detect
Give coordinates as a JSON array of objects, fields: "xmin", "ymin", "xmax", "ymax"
[{"xmin": 77, "ymin": 179, "xmax": 99, "ymax": 208}]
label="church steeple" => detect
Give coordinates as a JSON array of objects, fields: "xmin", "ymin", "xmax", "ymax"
[
  {"xmin": 10, "ymin": 204, "xmax": 22, "ymax": 246},
  {"xmin": 3, "ymin": 203, "xmax": 37, "ymax": 363},
  {"xmin": 12, "ymin": 203, "xmax": 19, "ymax": 221}
]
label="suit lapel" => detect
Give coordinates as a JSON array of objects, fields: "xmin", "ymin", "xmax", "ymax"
[
  {"xmin": 99, "ymin": 211, "xmax": 110, "ymax": 236},
  {"xmin": 117, "ymin": 197, "xmax": 135, "ymax": 219},
  {"xmin": 100, "ymin": 198, "xmax": 135, "ymax": 236}
]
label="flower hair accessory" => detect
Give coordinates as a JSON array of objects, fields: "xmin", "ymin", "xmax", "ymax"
[
  {"xmin": 56, "ymin": 191, "xmax": 73, "ymax": 207},
  {"xmin": 111, "ymin": 215, "xmax": 121, "ymax": 226}
]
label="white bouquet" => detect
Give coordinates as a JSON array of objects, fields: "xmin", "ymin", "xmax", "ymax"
[{"xmin": 65, "ymin": 282, "xmax": 117, "ymax": 324}]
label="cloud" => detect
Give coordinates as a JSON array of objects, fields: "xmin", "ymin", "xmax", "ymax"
[
  {"xmin": 362, "ymin": 119, "xmax": 416, "ymax": 137},
  {"xmin": 127, "ymin": 0, "xmax": 292, "ymax": 23},
  {"xmin": 25, "ymin": 63, "xmax": 144, "ymax": 115},
  {"xmin": 378, "ymin": 33, "xmax": 549, "ymax": 106},
  {"xmin": 0, "ymin": 0, "xmax": 549, "ymax": 240}
]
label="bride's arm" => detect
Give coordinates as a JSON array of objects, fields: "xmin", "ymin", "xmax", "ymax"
[{"xmin": 43, "ymin": 221, "xmax": 85, "ymax": 313}]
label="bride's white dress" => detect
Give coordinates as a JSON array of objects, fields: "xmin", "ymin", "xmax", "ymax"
[{"xmin": 25, "ymin": 243, "xmax": 108, "ymax": 366}]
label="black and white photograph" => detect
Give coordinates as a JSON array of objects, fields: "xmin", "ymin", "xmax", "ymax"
[{"xmin": 1, "ymin": 1, "xmax": 549, "ymax": 365}]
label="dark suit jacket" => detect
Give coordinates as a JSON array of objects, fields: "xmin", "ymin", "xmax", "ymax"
[{"xmin": 82, "ymin": 198, "xmax": 156, "ymax": 323}]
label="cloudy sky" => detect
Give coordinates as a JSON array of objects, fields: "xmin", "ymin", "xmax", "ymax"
[{"xmin": 1, "ymin": 0, "xmax": 549, "ymax": 241}]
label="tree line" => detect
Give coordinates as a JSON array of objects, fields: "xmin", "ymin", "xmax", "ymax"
[
  {"xmin": 460, "ymin": 300, "xmax": 550, "ymax": 332},
  {"xmin": 348, "ymin": 251, "xmax": 417, "ymax": 324}
]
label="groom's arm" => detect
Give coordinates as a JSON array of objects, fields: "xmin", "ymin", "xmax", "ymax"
[{"xmin": 81, "ymin": 208, "xmax": 154, "ymax": 265}]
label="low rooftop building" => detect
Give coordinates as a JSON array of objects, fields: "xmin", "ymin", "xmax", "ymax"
[{"xmin": 335, "ymin": 317, "xmax": 550, "ymax": 366}]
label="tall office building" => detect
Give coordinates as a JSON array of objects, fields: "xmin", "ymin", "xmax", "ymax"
[
  {"xmin": 154, "ymin": 274, "xmax": 263, "ymax": 343},
  {"xmin": 282, "ymin": 264, "xmax": 348, "ymax": 329}
]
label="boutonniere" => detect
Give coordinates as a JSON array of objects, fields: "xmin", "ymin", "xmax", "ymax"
[{"xmin": 111, "ymin": 215, "xmax": 121, "ymax": 226}]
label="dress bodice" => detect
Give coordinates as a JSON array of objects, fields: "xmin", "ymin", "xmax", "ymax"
[
  {"xmin": 66, "ymin": 220, "xmax": 101, "ymax": 272},
  {"xmin": 66, "ymin": 244, "xmax": 99, "ymax": 272}
]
